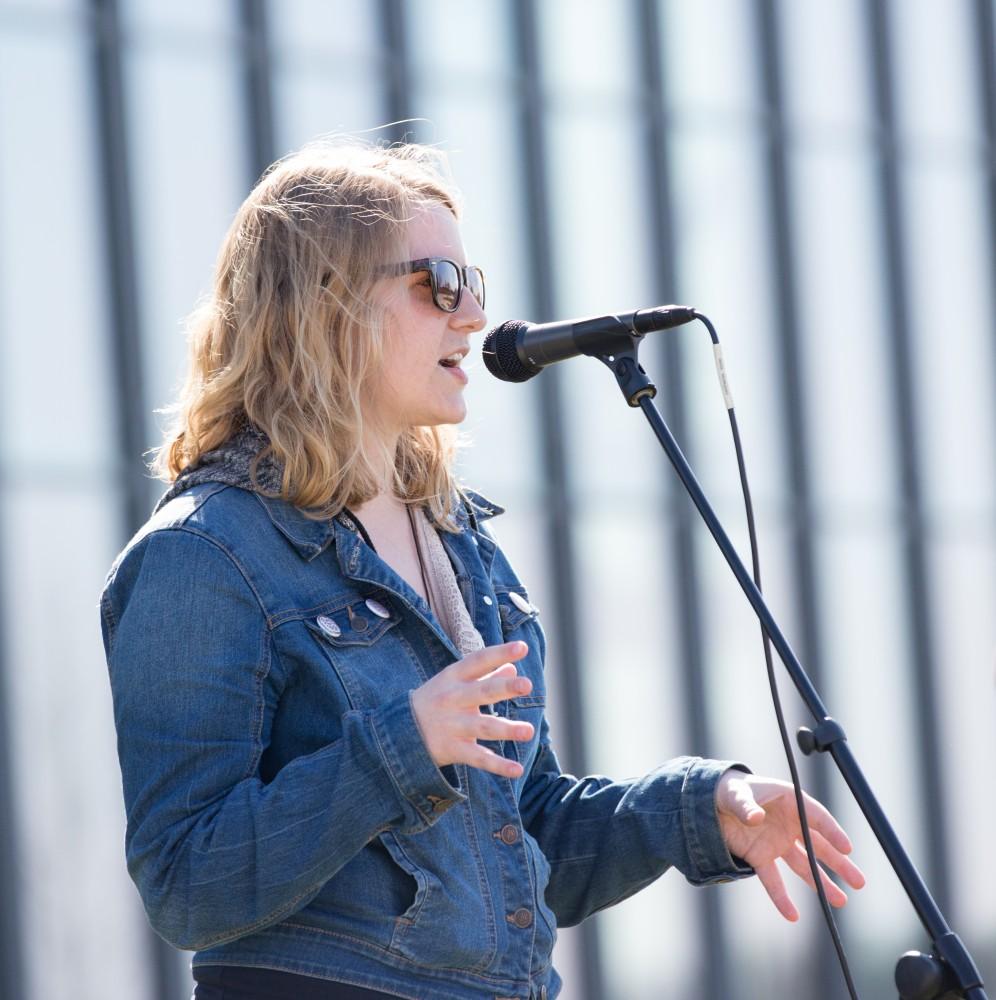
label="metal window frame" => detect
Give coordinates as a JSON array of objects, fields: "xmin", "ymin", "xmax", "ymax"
[
  {"xmin": 89, "ymin": 1, "xmax": 186, "ymax": 998},
  {"xmin": 864, "ymin": 0, "xmax": 950, "ymax": 909},
  {"xmin": 511, "ymin": 3, "xmax": 602, "ymax": 1000}
]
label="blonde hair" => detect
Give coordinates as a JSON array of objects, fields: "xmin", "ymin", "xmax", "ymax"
[{"xmin": 151, "ymin": 137, "xmax": 469, "ymax": 530}]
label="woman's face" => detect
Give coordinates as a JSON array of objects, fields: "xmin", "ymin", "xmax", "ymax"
[{"xmin": 369, "ymin": 203, "xmax": 487, "ymax": 436}]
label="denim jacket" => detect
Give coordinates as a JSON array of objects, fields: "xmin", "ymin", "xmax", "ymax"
[{"xmin": 100, "ymin": 472, "xmax": 753, "ymax": 1000}]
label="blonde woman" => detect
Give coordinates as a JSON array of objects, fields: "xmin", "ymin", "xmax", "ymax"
[{"xmin": 100, "ymin": 139, "xmax": 864, "ymax": 1000}]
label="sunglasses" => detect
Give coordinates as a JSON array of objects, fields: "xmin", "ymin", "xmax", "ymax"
[{"xmin": 382, "ymin": 257, "xmax": 486, "ymax": 313}]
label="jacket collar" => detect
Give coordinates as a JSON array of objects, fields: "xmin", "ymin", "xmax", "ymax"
[{"xmin": 255, "ymin": 487, "xmax": 505, "ymax": 562}]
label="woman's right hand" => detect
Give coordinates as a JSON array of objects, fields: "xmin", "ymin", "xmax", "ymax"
[{"xmin": 411, "ymin": 641, "xmax": 535, "ymax": 778}]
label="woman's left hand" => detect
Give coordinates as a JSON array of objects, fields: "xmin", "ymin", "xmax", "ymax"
[{"xmin": 715, "ymin": 770, "xmax": 866, "ymax": 921}]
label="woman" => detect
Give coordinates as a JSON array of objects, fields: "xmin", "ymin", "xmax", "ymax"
[{"xmin": 100, "ymin": 139, "xmax": 863, "ymax": 1000}]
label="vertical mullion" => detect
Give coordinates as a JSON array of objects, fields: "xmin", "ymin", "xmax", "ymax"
[
  {"xmin": 378, "ymin": 0, "xmax": 412, "ymax": 143},
  {"xmin": 636, "ymin": 3, "xmax": 732, "ymax": 998},
  {"xmin": 864, "ymin": 0, "xmax": 949, "ymax": 908},
  {"xmin": 512, "ymin": 3, "xmax": 602, "ymax": 1000},
  {"xmin": 0, "ymin": 514, "xmax": 23, "ymax": 1000},
  {"xmin": 753, "ymin": 2, "xmax": 837, "ymax": 997},
  {"xmin": 90, "ymin": 1, "xmax": 180, "ymax": 999},
  {"xmin": 976, "ymin": 0, "xmax": 996, "ymax": 478},
  {"xmin": 240, "ymin": 0, "xmax": 275, "ymax": 183}
]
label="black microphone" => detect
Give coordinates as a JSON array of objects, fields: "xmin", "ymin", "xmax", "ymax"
[{"xmin": 481, "ymin": 305, "xmax": 697, "ymax": 383}]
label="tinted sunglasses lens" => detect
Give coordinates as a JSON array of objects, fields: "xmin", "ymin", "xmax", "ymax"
[
  {"xmin": 467, "ymin": 267, "xmax": 485, "ymax": 309},
  {"xmin": 432, "ymin": 261, "xmax": 461, "ymax": 312}
]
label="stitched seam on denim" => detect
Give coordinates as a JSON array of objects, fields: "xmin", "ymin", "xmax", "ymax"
[
  {"xmin": 270, "ymin": 595, "xmax": 401, "ymax": 629},
  {"xmin": 277, "ymin": 922, "xmax": 520, "ymax": 986},
  {"xmin": 368, "ymin": 709, "xmax": 432, "ymax": 830},
  {"xmin": 458, "ymin": 784, "xmax": 499, "ymax": 970},
  {"xmin": 304, "ymin": 614, "xmax": 398, "ymax": 648},
  {"xmin": 164, "ymin": 525, "xmax": 271, "ymax": 621},
  {"xmin": 189, "ymin": 880, "xmax": 328, "ymax": 951},
  {"xmin": 384, "ymin": 833, "xmax": 432, "ymax": 942},
  {"xmin": 244, "ymin": 628, "xmax": 270, "ymax": 780},
  {"xmin": 681, "ymin": 758, "xmax": 708, "ymax": 880},
  {"xmin": 99, "ymin": 590, "xmax": 118, "ymax": 646}
]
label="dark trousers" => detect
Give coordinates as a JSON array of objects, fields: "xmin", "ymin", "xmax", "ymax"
[{"xmin": 192, "ymin": 965, "xmax": 397, "ymax": 999}]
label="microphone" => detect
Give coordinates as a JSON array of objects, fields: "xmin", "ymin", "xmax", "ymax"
[{"xmin": 481, "ymin": 305, "xmax": 697, "ymax": 383}]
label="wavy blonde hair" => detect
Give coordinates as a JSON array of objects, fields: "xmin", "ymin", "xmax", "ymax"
[{"xmin": 151, "ymin": 137, "xmax": 470, "ymax": 529}]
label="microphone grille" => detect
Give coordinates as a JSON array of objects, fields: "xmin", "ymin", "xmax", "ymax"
[{"xmin": 482, "ymin": 321, "xmax": 536, "ymax": 383}]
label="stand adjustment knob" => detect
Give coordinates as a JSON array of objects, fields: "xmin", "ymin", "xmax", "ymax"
[
  {"xmin": 796, "ymin": 717, "xmax": 847, "ymax": 756},
  {"xmin": 895, "ymin": 950, "xmax": 952, "ymax": 1000}
]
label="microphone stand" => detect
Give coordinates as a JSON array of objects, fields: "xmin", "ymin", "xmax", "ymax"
[{"xmin": 592, "ymin": 330, "xmax": 986, "ymax": 1000}]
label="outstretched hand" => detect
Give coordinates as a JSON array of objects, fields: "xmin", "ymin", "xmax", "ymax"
[{"xmin": 715, "ymin": 770, "xmax": 866, "ymax": 921}]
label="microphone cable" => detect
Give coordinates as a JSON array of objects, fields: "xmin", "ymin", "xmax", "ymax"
[{"xmin": 692, "ymin": 310, "xmax": 860, "ymax": 1000}]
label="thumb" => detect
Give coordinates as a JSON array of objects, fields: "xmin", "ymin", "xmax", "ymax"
[{"xmin": 727, "ymin": 776, "xmax": 766, "ymax": 825}]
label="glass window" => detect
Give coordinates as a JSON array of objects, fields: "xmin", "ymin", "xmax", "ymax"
[
  {"xmin": 405, "ymin": 0, "xmax": 513, "ymax": 80},
  {"xmin": 660, "ymin": 0, "xmax": 761, "ymax": 119},
  {"xmin": 777, "ymin": 0, "xmax": 874, "ymax": 136},
  {"xmin": 2, "ymin": 485, "xmax": 153, "ymax": 1000},
  {"xmin": 122, "ymin": 35, "xmax": 248, "ymax": 474},
  {"xmin": 901, "ymin": 162, "xmax": 996, "ymax": 516},
  {"xmin": 537, "ymin": 0, "xmax": 641, "ymax": 99},
  {"xmin": 814, "ymin": 530, "xmax": 926, "ymax": 994},
  {"xmin": 573, "ymin": 509, "xmax": 700, "ymax": 999},
  {"xmin": 120, "ymin": 0, "xmax": 236, "ymax": 34},
  {"xmin": 0, "ymin": 31, "xmax": 117, "ymax": 474},
  {"xmin": 888, "ymin": 0, "xmax": 981, "ymax": 149},
  {"xmin": 668, "ymin": 130, "xmax": 790, "ymax": 512},
  {"xmin": 545, "ymin": 109, "xmax": 665, "ymax": 501},
  {"xmin": 272, "ymin": 70, "xmax": 388, "ymax": 157},
  {"xmin": 788, "ymin": 146, "xmax": 898, "ymax": 512},
  {"xmin": 928, "ymin": 538, "xmax": 996, "ymax": 955},
  {"xmin": 268, "ymin": 0, "xmax": 381, "ymax": 60}
]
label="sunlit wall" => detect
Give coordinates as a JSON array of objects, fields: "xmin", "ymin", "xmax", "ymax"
[{"xmin": 0, "ymin": 2, "xmax": 993, "ymax": 999}]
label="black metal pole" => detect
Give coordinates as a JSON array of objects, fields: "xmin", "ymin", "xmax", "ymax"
[{"xmin": 602, "ymin": 340, "xmax": 986, "ymax": 1000}]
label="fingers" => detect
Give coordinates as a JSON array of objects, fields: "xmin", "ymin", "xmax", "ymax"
[
  {"xmin": 467, "ymin": 714, "xmax": 534, "ymax": 744},
  {"xmin": 754, "ymin": 861, "xmax": 799, "ymax": 922},
  {"xmin": 464, "ymin": 741, "xmax": 525, "ymax": 779},
  {"xmin": 782, "ymin": 843, "xmax": 849, "ymax": 908},
  {"xmin": 806, "ymin": 829, "xmax": 866, "ymax": 891},
  {"xmin": 798, "ymin": 791, "xmax": 853, "ymax": 856},
  {"xmin": 453, "ymin": 641, "xmax": 528, "ymax": 682}
]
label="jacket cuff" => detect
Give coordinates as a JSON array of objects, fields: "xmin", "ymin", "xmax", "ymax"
[
  {"xmin": 368, "ymin": 690, "xmax": 468, "ymax": 833},
  {"xmin": 682, "ymin": 760, "xmax": 756, "ymax": 886}
]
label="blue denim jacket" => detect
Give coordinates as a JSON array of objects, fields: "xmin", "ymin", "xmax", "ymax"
[{"xmin": 100, "ymin": 479, "xmax": 753, "ymax": 1000}]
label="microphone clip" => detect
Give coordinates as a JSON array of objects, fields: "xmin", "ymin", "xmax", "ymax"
[{"xmin": 596, "ymin": 342, "xmax": 658, "ymax": 408}]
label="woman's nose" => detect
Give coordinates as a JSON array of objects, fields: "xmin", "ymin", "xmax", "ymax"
[{"xmin": 453, "ymin": 293, "xmax": 487, "ymax": 333}]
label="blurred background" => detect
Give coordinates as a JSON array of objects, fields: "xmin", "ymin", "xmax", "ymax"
[{"xmin": 1, "ymin": 0, "xmax": 994, "ymax": 998}]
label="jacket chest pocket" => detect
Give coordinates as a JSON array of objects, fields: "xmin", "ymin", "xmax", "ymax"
[
  {"xmin": 304, "ymin": 597, "xmax": 423, "ymax": 710},
  {"xmin": 494, "ymin": 586, "xmax": 545, "ymax": 766}
]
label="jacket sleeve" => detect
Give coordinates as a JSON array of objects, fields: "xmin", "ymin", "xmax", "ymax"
[
  {"xmin": 101, "ymin": 527, "xmax": 465, "ymax": 951},
  {"xmin": 517, "ymin": 714, "xmax": 754, "ymax": 927}
]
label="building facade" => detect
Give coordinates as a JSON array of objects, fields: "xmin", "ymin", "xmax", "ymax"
[{"xmin": 0, "ymin": 1, "xmax": 993, "ymax": 998}]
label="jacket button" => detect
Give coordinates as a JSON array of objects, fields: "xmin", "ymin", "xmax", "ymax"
[
  {"xmin": 499, "ymin": 824, "xmax": 519, "ymax": 845},
  {"xmin": 316, "ymin": 615, "xmax": 341, "ymax": 638},
  {"xmin": 508, "ymin": 907, "xmax": 533, "ymax": 928},
  {"xmin": 482, "ymin": 595, "xmax": 493, "ymax": 606},
  {"xmin": 509, "ymin": 591, "xmax": 534, "ymax": 614}
]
